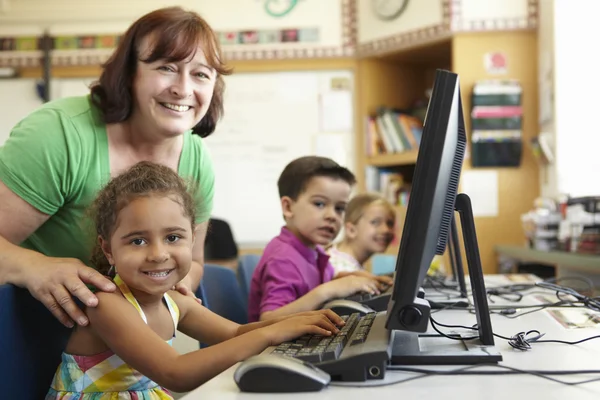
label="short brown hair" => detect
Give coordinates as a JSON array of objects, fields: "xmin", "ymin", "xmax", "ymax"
[
  {"xmin": 344, "ymin": 193, "xmax": 396, "ymax": 225},
  {"xmin": 89, "ymin": 161, "xmax": 197, "ymax": 275},
  {"xmin": 90, "ymin": 6, "xmax": 233, "ymax": 138},
  {"xmin": 277, "ymin": 156, "xmax": 356, "ymax": 201}
]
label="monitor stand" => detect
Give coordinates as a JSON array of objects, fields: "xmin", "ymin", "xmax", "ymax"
[
  {"xmin": 449, "ymin": 215, "xmax": 468, "ymax": 297},
  {"xmin": 390, "ymin": 193, "xmax": 502, "ymax": 365},
  {"xmin": 423, "ymin": 216, "xmax": 469, "ymax": 307}
]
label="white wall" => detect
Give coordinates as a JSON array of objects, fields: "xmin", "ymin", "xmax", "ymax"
[
  {"xmin": 537, "ymin": 0, "xmax": 557, "ymax": 198},
  {"xmin": 552, "ymin": 0, "xmax": 600, "ymax": 197}
]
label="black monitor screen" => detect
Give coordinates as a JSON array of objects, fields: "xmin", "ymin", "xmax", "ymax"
[{"xmin": 385, "ymin": 69, "xmax": 467, "ymax": 333}]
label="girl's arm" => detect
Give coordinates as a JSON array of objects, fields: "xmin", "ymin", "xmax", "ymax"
[
  {"xmin": 88, "ymin": 291, "xmax": 340, "ymax": 393},
  {"xmin": 169, "ymin": 291, "xmax": 344, "ymax": 340}
]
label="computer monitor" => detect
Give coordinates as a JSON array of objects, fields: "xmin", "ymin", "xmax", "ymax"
[{"xmin": 384, "ymin": 69, "xmax": 501, "ymax": 364}]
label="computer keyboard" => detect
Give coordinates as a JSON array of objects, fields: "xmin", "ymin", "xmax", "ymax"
[{"xmin": 268, "ymin": 312, "xmax": 392, "ymax": 381}]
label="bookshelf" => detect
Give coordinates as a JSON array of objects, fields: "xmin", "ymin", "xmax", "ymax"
[
  {"xmin": 355, "ymin": 33, "xmax": 539, "ymax": 275},
  {"xmin": 355, "ymin": 40, "xmax": 452, "ymax": 259}
]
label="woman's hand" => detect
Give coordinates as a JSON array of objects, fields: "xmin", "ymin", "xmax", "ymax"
[
  {"xmin": 259, "ymin": 310, "xmax": 344, "ymax": 347},
  {"xmin": 173, "ymin": 275, "xmax": 202, "ymax": 304},
  {"xmin": 22, "ymin": 255, "xmax": 116, "ymax": 328}
]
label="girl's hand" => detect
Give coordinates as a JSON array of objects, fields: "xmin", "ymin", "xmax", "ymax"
[
  {"xmin": 260, "ymin": 311, "xmax": 344, "ymax": 346},
  {"xmin": 278, "ymin": 309, "xmax": 345, "ymax": 326}
]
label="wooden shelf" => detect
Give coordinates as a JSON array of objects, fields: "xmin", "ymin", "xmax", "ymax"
[{"xmin": 366, "ymin": 150, "xmax": 419, "ymax": 167}]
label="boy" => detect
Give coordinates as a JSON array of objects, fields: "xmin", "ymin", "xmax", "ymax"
[{"xmin": 248, "ymin": 156, "xmax": 382, "ymax": 322}]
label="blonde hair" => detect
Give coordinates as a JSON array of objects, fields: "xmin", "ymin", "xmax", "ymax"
[{"xmin": 344, "ymin": 193, "xmax": 395, "ymax": 225}]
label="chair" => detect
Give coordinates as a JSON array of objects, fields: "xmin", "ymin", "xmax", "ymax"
[
  {"xmin": 0, "ymin": 284, "xmax": 71, "ymax": 400},
  {"xmin": 197, "ymin": 264, "xmax": 248, "ymax": 325},
  {"xmin": 204, "ymin": 218, "xmax": 239, "ymax": 267},
  {"xmin": 237, "ymin": 253, "xmax": 262, "ymax": 304}
]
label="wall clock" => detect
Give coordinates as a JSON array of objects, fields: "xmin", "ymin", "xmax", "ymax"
[
  {"xmin": 264, "ymin": 0, "xmax": 299, "ymax": 18},
  {"xmin": 371, "ymin": 0, "xmax": 410, "ymax": 21}
]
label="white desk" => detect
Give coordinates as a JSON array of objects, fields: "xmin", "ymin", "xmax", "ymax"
[{"xmin": 183, "ymin": 275, "xmax": 600, "ymax": 399}]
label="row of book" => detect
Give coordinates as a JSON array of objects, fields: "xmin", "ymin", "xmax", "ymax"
[
  {"xmin": 365, "ymin": 167, "xmax": 411, "ymax": 207},
  {"xmin": 365, "ymin": 106, "xmax": 424, "ymax": 156},
  {"xmin": 470, "ymin": 80, "xmax": 524, "ymax": 167}
]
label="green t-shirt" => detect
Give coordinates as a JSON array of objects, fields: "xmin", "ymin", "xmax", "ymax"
[{"xmin": 0, "ymin": 95, "xmax": 214, "ymax": 267}]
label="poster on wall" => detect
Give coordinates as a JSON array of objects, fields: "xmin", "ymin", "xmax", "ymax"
[{"xmin": 484, "ymin": 52, "xmax": 507, "ymax": 75}]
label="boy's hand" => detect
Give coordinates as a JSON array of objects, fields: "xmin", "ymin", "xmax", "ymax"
[
  {"xmin": 259, "ymin": 311, "xmax": 344, "ymax": 346},
  {"xmin": 344, "ymin": 270, "xmax": 394, "ymax": 289},
  {"xmin": 322, "ymin": 275, "xmax": 381, "ymax": 300}
]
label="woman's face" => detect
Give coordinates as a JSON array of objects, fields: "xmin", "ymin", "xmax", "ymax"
[{"xmin": 131, "ymin": 36, "xmax": 217, "ymax": 137}]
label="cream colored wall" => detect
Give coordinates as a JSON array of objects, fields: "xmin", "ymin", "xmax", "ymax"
[
  {"xmin": 0, "ymin": 0, "xmax": 343, "ymax": 49},
  {"xmin": 458, "ymin": 0, "xmax": 529, "ymax": 25}
]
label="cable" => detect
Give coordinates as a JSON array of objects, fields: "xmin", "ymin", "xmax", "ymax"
[
  {"xmin": 330, "ymin": 364, "xmax": 600, "ymax": 388},
  {"xmin": 429, "ymin": 316, "xmax": 600, "ymax": 350}
]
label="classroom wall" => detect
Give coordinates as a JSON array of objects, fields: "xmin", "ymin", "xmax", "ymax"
[
  {"xmin": 1, "ymin": 0, "xmax": 542, "ymax": 265},
  {"xmin": 453, "ymin": 31, "xmax": 539, "ymax": 273}
]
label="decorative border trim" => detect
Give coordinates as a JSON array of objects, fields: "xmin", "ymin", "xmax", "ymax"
[
  {"xmin": 0, "ymin": 51, "xmax": 43, "ymax": 67},
  {"xmin": 451, "ymin": 0, "xmax": 538, "ymax": 32},
  {"xmin": 357, "ymin": 25, "xmax": 452, "ymax": 58},
  {"xmin": 0, "ymin": 1, "xmax": 356, "ymax": 66},
  {"xmin": 0, "ymin": 0, "xmax": 541, "ymax": 66},
  {"xmin": 219, "ymin": 0, "xmax": 356, "ymax": 61}
]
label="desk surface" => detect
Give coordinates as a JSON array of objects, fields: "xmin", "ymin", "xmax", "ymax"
[
  {"xmin": 496, "ymin": 244, "xmax": 600, "ymax": 269},
  {"xmin": 183, "ymin": 275, "xmax": 600, "ymax": 399}
]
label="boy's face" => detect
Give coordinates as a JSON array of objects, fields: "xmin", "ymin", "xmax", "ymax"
[{"xmin": 282, "ymin": 176, "xmax": 352, "ymax": 247}]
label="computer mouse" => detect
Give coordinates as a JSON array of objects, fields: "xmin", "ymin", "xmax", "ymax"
[
  {"xmin": 234, "ymin": 354, "xmax": 330, "ymax": 393},
  {"xmin": 321, "ymin": 299, "xmax": 375, "ymax": 316}
]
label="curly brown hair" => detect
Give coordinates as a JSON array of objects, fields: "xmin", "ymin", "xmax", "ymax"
[
  {"xmin": 89, "ymin": 161, "xmax": 197, "ymax": 275},
  {"xmin": 90, "ymin": 6, "xmax": 233, "ymax": 138}
]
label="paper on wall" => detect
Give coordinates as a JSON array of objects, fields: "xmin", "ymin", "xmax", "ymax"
[
  {"xmin": 319, "ymin": 90, "xmax": 352, "ymax": 132},
  {"xmin": 459, "ymin": 170, "xmax": 499, "ymax": 217},
  {"xmin": 314, "ymin": 132, "xmax": 348, "ymax": 167}
]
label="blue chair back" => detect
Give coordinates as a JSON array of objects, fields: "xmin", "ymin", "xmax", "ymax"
[
  {"xmin": 198, "ymin": 264, "xmax": 248, "ymax": 325},
  {"xmin": 0, "ymin": 284, "xmax": 71, "ymax": 399},
  {"xmin": 237, "ymin": 254, "xmax": 261, "ymax": 304}
]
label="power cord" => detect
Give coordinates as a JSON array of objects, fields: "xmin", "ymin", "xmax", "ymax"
[
  {"xmin": 429, "ymin": 316, "xmax": 600, "ymax": 351},
  {"xmin": 330, "ymin": 364, "xmax": 600, "ymax": 387}
]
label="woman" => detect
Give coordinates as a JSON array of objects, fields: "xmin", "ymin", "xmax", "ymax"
[{"xmin": 0, "ymin": 6, "xmax": 232, "ymax": 329}]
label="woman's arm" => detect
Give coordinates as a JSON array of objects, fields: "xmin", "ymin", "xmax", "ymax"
[
  {"xmin": 0, "ymin": 181, "xmax": 115, "ymax": 328},
  {"xmin": 173, "ymin": 221, "xmax": 208, "ymax": 297},
  {"xmin": 89, "ymin": 291, "xmax": 340, "ymax": 393}
]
